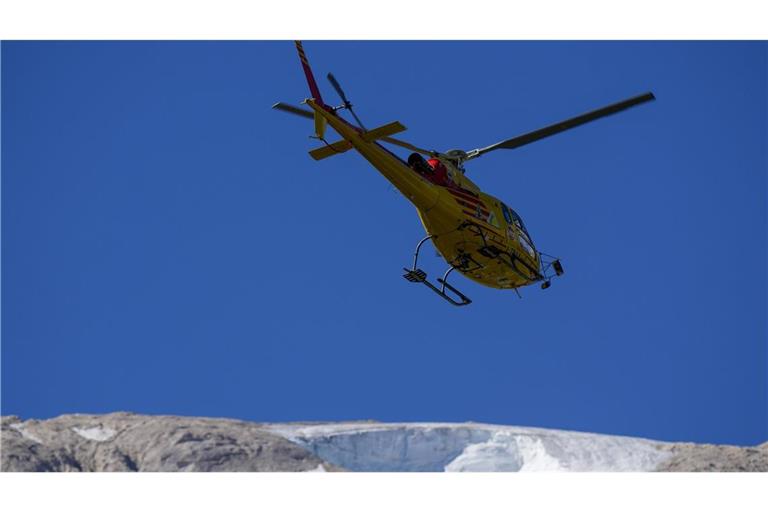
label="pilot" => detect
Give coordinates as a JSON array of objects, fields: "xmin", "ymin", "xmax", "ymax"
[
  {"xmin": 426, "ymin": 158, "xmax": 451, "ymax": 187},
  {"xmin": 407, "ymin": 153, "xmax": 433, "ymax": 177}
]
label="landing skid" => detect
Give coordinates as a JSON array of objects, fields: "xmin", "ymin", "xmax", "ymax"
[{"xmin": 402, "ymin": 235, "xmax": 472, "ymax": 307}]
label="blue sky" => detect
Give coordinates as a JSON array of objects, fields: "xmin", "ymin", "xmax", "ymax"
[{"xmin": 2, "ymin": 41, "xmax": 765, "ymax": 446}]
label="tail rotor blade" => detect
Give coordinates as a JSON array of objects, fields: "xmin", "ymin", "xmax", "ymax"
[
  {"xmin": 327, "ymin": 73, "xmax": 350, "ymax": 106},
  {"xmin": 348, "ymin": 109, "xmax": 367, "ymax": 131},
  {"xmin": 327, "ymin": 72, "xmax": 366, "ymax": 130}
]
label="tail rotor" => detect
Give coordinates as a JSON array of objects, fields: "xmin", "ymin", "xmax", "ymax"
[{"xmin": 326, "ymin": 72, "xmax": 367, "ymax": 130}]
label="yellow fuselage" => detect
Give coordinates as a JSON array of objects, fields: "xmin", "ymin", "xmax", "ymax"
[{"xmin": 309, "ymin": 101, "xmax": 541, "ymax": 290}]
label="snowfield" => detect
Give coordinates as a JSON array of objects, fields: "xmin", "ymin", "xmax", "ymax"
[{"xmin": 265, "ymin": 422, "xmax": 674, "ymax": 472}]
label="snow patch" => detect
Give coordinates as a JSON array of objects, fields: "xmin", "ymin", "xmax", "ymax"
[
  {"xmin": 10, "ymin": 423, "xmax": 43, "ymax": 444},
  {"xmin": 266, "ymin": 422, "xmax": 673, "ymax": 472},
  {"xmin": 72, "ymin": 426, "xmax": 117, "ymax": 442},
  {"xmin": 306, "ymin": 464, "xmax": 327, "ymax": 472},
  {"xmin": 446, "ymin": 432, "xmax": 563, "ymax": 471}
]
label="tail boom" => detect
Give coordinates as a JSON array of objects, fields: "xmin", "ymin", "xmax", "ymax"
[{"xmin": 306, "ymin": 100, "xmax": 439, "ymax": 211}]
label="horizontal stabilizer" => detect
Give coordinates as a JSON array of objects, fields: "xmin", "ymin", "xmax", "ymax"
[
  {"xmin": 361, "ymin": 121, "xmax": 407, "ymax": 142},
  {"xmin": 309, "ymin": 140, "xmax": 353, "ymax": 161}
]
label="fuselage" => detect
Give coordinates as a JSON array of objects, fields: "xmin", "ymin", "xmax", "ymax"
[
  {"xmin": 307, "ymin": 100, "xmax": 541, "ymax": 290},
  {"xmin": 419, "ymin": 181, "xmax": 541, "ymax": 289}
]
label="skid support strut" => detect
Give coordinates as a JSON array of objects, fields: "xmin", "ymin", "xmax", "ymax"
[{"xmin": 402, "ymin": 235, "xmax": 472, "ymax": 306}]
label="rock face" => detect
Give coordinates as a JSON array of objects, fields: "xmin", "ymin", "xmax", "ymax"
[
  {"xmin": 656, "ymin": 442, "xmax": 768, "ymax": 472},
  {"xmin": 1, "ymin": 413, "xmax": 334, "ymax": 472},
  {"xmin": 2, "ymin": 413, "xmax": 766, "ymax": 472}
]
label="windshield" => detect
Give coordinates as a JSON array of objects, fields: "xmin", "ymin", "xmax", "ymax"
[{"xmin": 501, "ymin": 203, "xmax": 534, "ymax": 244}]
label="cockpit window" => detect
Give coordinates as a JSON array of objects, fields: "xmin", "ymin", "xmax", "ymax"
[
  {"xmin": 510, "ymin": 209, "xmax": 525, "ymax": 231},
  {"xmin": 502, "ymin": 203, "xmax": 533, "ymax": 242},
  {"xmin": 502, "ymin": 203, "xmax": 525, "ymax": 229},
  {"xmin": 501, "ymin": 203, "xmax": 514, "ymax": 225}
]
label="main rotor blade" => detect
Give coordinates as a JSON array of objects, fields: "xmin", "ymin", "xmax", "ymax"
[
  {"xmin": 380, "ymin": 136, "xmax": 434, "ymax": 156},
  {"xmin": 469, "ymin": 92, "xmax": 656, "ymax": 159},
  {"xmin": 272, "ymin": 102, "xmax": 314, "ymax": 119}
]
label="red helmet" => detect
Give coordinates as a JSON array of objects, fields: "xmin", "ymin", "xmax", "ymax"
[{"xmin": 426, "ymin": 158, "xmax": 443, "ymax": 171}]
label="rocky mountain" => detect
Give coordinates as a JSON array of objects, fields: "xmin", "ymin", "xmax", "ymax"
[
  {"xmin": 1, "ymin": 413, "xmax": 335, "ymax": 472},
  {"xmin": 2, "ymin": 413, "xmax": 766, "ymax": 472}
]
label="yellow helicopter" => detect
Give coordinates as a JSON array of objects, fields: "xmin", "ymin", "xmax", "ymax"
[{"xmin": 274, "ymin": 42, "xmax": 655, "ymax": 306}]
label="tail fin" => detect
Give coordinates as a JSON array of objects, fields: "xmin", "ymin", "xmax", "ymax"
[{"xmin": 295, "ymin": 41, "xmax": 325, "ymax": 107}]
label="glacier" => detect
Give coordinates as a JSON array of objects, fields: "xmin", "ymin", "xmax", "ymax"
[{"xmin": 264, "ymin": 422, "xmax": 674, "ymax": 472}]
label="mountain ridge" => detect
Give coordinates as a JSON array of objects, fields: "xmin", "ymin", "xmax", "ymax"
[{"xmin": 2, "ymin": 413, "xmax": 766, "ymax": 472}]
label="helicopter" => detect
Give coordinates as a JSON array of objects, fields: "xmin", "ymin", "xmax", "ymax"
[{"xmin": 274, "ymin": 41, "xmax": 655, "ymax": 306}]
